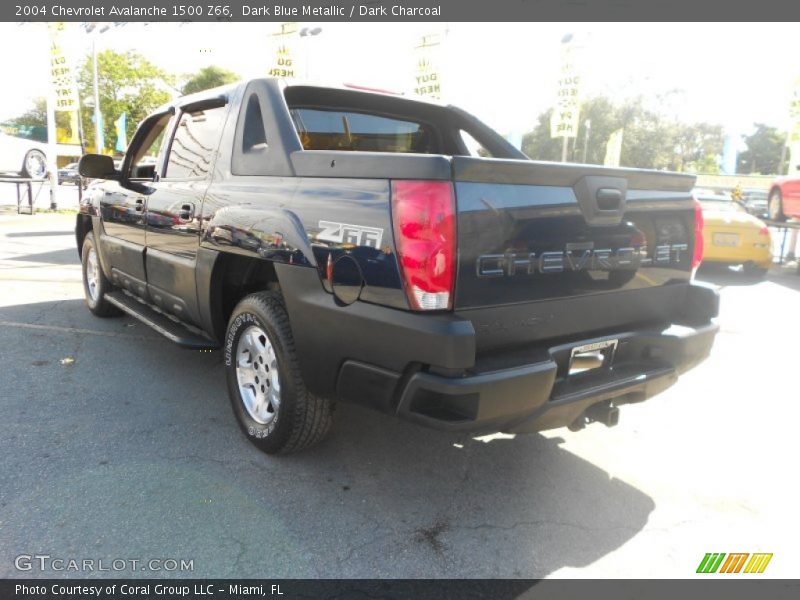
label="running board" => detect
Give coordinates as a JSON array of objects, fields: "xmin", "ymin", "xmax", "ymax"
[{"xmin": 106, "ymin": 291, "xmax": 218, "ymax": 349}]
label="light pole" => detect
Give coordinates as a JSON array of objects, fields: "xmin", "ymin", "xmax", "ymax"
[
  {"xmin": 581, "ymin": 118, "xmax": 591, "ymax": 163},
  {"xmin": 299, "ymin": 26, "xmax": 322, "ymax": 80},
  {"xmin": 92, "ymin": 35, "xmax": 102, "ymax": 152},
  {"xmin": 560, "ymin": 33, "xmax": 572, "ymax": 163},
  {"xmin": 84, "ymin": 23, "xmax": 117, "ymax": 153},
  {"xmin": 87, "ymin": 24, "xmax": 110, "ymax": 152}
]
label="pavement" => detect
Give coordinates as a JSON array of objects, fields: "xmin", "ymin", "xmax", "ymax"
[
  {"xmin": 0, "ymin": 179, "xmax": 83, "ymax": 214},
  {"xmin": 0, "ymin": 211, "xmax": 798, "ymax": 579}
]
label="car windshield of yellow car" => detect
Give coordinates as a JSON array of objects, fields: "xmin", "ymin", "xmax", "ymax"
[{"xmin": 699, "ymin": 198, "xmax": 745, "ymax": 213}]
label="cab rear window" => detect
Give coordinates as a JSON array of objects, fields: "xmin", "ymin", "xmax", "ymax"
[{"xmin": 290, "ymin": 108, "xmax": 437, "ymax": 153}]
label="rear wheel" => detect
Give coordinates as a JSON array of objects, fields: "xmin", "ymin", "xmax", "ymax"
[
  {"xmin": 81, "ymin": 233, "xmax": 120, "ymax": 317},
  {"xmin": 21, "ymin": 149, "xmax": 47, "ymax": 179},
  {"xmin": 224, "ymin": 292, "xmax": 333, "ymax": 454},
  {"xmin": 768, "ymin": 189, "xmax": 785, "ymax": 222}
]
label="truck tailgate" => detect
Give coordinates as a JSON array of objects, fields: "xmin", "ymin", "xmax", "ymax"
[{"xmin": 451, "ymin": 157, "xmax": 698, "ymax": 351}]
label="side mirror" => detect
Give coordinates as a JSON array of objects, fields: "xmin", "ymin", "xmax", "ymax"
[{"xmin": 78, "ymin": 154, "xmax": 119, "ymax": 179}]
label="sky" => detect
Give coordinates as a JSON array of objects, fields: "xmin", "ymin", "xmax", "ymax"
[{"xmin": 1, "ymin": 21, "xmax": 798, "ymax": 140}]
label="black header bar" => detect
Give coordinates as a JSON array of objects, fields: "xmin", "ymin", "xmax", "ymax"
[
  {"xmin": 6, "ymin": 0, "xmax": 800, "ymax": 22},
  {"xmin": 3, "ymin": 579, "xmax": 800, "ymax": 600}
]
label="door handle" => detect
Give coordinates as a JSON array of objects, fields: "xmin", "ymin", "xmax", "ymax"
[
  {"xmin": 134, "ymin": 197, "xmax": 145, "ymax": 212},
  {"xmin": 179, "ymin": 203, "xmax": 195, "ymax": 221}
]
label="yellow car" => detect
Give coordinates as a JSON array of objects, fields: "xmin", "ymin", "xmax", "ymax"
[{"xmin": 698, "ymin": 193, "xmax": 772, "ymax": 277}]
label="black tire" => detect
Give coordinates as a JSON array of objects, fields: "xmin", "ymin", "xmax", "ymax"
[
  {"xmin": 81, "ymin": 233, "xmax": 120, "ymax": 317},
  {"xmin": 224, "ymin": 292, "xmax": 333, "ymax": 454},
  {"xmin": 768, "ymin": 188, "xmax": 785, "ymax": 222},
  {"xmin": 20, "ymin": 149, "xmax": 47, "ymax": 179}
]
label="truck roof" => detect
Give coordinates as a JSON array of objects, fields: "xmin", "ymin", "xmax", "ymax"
[{"xmin": 151, "ymin": 78, "xmax": 446, "ymax": 120}]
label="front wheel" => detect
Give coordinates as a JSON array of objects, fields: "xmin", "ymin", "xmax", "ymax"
[
  {"xmin": 21, "ymin": 149, "xmax": 47, "ymax": 179},
  {"xmin": 768, "ymin": 189, "xmax": 785, "ymax": 222},
  {"xmin": 224, "ymin": 292, "xmax": 333, "ymax": 454},
  {"xmin": 81, "ymin": 233, "xmax": 120, "ymax": 317}
]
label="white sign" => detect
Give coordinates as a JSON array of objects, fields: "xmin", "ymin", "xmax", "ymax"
[
  {"xmin": 789, "ymin": 77, "xmax": 800, "ymax": 172},
  {"xmin": 48, "ymin": 22, "xmax": 79, "ymax": 112},
  {"xmin": 550, "ymin": 41, "xmax": 582, "ymax": 139},
  {"xmin": 604, "ymin": 128, "xmax": 624, "ymax": 167},
  {"xmin": 268, "ymin": 22, "xmax": 298, "ymax": 80},
  {"xmin": 413, "ymin": 33, "xmax": 443, "ymax": 100}
]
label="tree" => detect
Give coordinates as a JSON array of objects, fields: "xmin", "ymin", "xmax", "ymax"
[
  {"xmin": 737, "ymin": 123, "xmax": 785, "ymax": 175},
  {"xmin": 672, "ymin": 122, "xmax": 724, "ymax": 174},
  {"xmin": 181, "ymin": 65, "xmax": 240, "ymax": 95},
  {"xmin": 522, "ymin": 94, "xmax": 724, "ymax": 173},
  {"xmin": 2, "ymin": 97, "xmax": 73, "ymax": 143},
  {"xmin": 6, "ymin": 98, "xmax": 47, "ymax": 129},
  {"xmin": 77, "ymin": 50, "xmax": 175, "ymax": 153}
]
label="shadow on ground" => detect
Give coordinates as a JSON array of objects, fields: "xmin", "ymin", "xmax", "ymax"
[
  {"xmin": 695, "ymin": 264, "xmax": 764, "ymax": 287},
  {"xmin": 5, "ymin": 247, "xmax": 79, "ymax": 265},
  {"xmin": 697, "ymin": 263, "xmax": 800, "ymax": 294},
  {"xmin": 0, "ymin": 298, "xmax": 655, "ymax": 579},
  {"xmin": 5, "ymin": 230, "xmax": 75, "ymax": 238}
]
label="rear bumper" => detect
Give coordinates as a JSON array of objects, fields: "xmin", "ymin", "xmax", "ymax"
[
  {"xmin": 389, "ymin": 319, "xmax": 717, "ymax": 433},
  {"xmin": 703, "ymin": 245, "xmax": 772, "ymax": 268},
  {"xmin": 277, "ymin": 264, "xmax": 719, "ymax": 434},
  {"xmin": 335, "ymin": 282, "xmax": 719, "ymax": 434}
]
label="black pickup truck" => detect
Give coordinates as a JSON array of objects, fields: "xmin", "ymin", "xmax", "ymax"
[{"xmin": 77, "ymin": 79, "xmax": 718, "ymax": 454}]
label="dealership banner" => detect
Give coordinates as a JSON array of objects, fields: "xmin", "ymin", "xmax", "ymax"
[
  {"xmin": 550, "ymin": 37, "xmax": 582, "ymax": 139},
  {"xmin": 47, "ymin": 22, "xmax": 79, "ymax": 112},
  {"xmin": 267, "ymin": 22, "xmax": 299, "ymax": 80},
  {"xmin": 412, "ymin": 32, "xmax": 444, "ymax": 101},
  {"xmin": 788, "ymin": 76, "xmax": 800, "ymax": 171},
  {"xmin": 47, "ymin": 21, "xmax": 82, "ymax": 146}
]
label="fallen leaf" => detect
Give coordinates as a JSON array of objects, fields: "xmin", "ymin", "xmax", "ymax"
[{"xmin": 60, "ymin": 357, "xmax": 75, "ymax": 365}]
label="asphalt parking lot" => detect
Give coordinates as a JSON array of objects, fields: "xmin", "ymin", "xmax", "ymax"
[{"xmin": 1, "ymin": 204, "xmax": 798, "ymax": 579}]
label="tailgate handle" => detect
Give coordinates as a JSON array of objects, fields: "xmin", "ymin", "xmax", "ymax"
[
  {"xmin": 573, "ymin": 176, "xmax": 628, "ymax": 226},
  {"xmin": 596, "ymin": 188, "xmax": 622, "ymax": 210}
]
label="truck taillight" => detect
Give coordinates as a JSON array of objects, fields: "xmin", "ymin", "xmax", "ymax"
[
  {"xmin": 693, "ymin": 197, "xmax": 704, "ymax": 270},
  {"xmin": 391, "ymin": 180, "xmax": 456, "ymax": 311}
]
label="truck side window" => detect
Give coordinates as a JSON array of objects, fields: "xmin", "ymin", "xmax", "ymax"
[
  {"xmin": 290, "ymin": 108, "xmax": 437, "ymax": 154},
  {"xmin": 242, "ymin": 93, "xmax": 267, "ymax": 152},
  {"xmin": 459, "ymin": 130, "xmax": 492, "ymax": 158},
  {"xmin": 164, "ymin": 106, "xmax": 227, "ymax": 180},
  {"xmin": 127, "ymin": 113, "xmax": 172, "ymax": 180}
]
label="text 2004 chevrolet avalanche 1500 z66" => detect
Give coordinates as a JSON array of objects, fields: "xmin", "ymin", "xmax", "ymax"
[{"xmin": 76, "ymin": 79, "xmax": 719, "ymax": 454}]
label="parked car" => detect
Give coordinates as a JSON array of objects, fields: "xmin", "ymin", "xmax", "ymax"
[
  {"xmin": 58, "ymin": 162, "xmax": 81, "ymax": 185},
  {"xmin": 75, "ymin": 79, "xmax": 718, "ymax": 454},
  {"xmin": 0, "ymin": 130, "xmax": 48, "ymax": 178},
  {"xmin": 697, "ymin": 192, "xmax": 772, "ymax": 277},
  {"xmin": 740, "ymin": 188, "xmax": 769, "ymax": 219},
  {"xmin": 768, "ymin": 174, "xmax": 800, "ymax": 221}
]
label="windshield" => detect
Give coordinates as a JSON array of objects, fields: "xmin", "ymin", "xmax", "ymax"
[
  {"xmin": 699, "ymin": 198, "xmax": 746, "ymax": 213},
  {"xmin": 290, "ymin": 107, "xmax": 437, "ymax": 153}
]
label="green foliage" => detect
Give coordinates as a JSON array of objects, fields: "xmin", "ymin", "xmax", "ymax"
[
  {"xmin": 181, "ymin": 65, "xmax": 240, "ymax": 96},
  {"xmin": 6, "ymin": 98, "xmax": 47, "ymax": 129},
  {"xmin": 522, "ymin": 95, "xmax": 725, "ymax": 173},
  {"xmin": 77, "ymin": 50, "xmax": 175, "ymax": 153},
  {"xmin": 3, "ymin": 97, "xmax": 73, "ymax": 143},
  {"xmin": 737, "ymin": 123, "xmax": 785, "ymax": 175}
]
